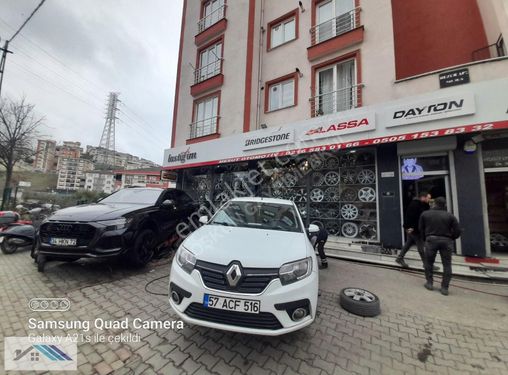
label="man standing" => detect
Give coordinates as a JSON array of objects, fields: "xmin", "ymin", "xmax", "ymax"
[
  {"xmin": 419, "ymin": 197, "xmax": 462, "ymax": 296},
  {"xmin": 396, "ymin": 192, "xmax": 431, "ymax": 268}
]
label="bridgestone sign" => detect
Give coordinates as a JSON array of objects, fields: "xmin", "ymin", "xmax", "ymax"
[{"xmin": 243, "ymin": 130, "xmax": 294, "ymax": 151}]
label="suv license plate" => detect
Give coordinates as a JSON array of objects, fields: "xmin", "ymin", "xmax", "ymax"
[
  {"xmin": 203, "ymin": 294, "xmax": 260, "ymax": 314},
  {"xmin": 50, "ymin": 238, "xmax": 77, "ymax": 246}
]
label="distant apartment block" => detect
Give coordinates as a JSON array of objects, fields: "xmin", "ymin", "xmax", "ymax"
[
  {"xmin": 33, "ymin": 140, "xmax": 56, "ymax": 172},
  {"xmin": 84, "ymin": 168, "xmax": 172, "ymax": 194},
  {"xmin": 84, "ymin": 171, "xmax": 116, "ymax": 194},
  {"xmin": 114, "ymin": 168, "xmax": 171, "ymax": 190},
  {"xmin": 86, "ymin": 146, "xmax": 160, "ymax": 170},
  {"xmin": 56, "ymin": 157, "xmax": 94, "ymax": 191}
]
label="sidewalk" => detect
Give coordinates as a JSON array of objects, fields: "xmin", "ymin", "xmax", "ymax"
[{"xmin": 325, "ymin": 238, "xmax": 508, "ymax": 281}]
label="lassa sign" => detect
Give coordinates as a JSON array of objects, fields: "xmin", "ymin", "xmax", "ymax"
[{"xmin": 300, "ymin": 112, "xmax": 375, "ymax": 141}]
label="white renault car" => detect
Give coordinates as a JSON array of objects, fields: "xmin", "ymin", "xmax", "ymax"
[{"xmin": 169, "ymin": 197, "xmax": 319, "ymax": 336}]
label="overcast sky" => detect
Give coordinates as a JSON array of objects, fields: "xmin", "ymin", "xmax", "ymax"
[{"xmin": 0, "ymin": 0, "xmax": 183, "ymax": 164}]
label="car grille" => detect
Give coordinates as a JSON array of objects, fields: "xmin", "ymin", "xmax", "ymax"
[
  {"xmin": 40, "ymin": 222, "xmax": 96, "ymax": 246},
  {"xmin": 185, "ymin": 303, "xmax": 283, "ymax": 330},
  {"xmin": 195, "ymin": 260, "xmax": 279, "ymax": 294}
]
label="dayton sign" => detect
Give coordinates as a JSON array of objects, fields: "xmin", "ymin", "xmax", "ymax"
[{"xmin": 387, "ymin": 93, "xmax": 475, "ymax": 128}]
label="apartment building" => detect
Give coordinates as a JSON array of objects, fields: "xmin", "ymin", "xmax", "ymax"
[
  {"xmin": 86, "ymin": 146, "xmax": 160, "ymax": 170},
  {"xmin": 113, "ymin": 168, "xmax": 171, "ymax": 190},
  {"xmin": 163, "ymin": 0, "xmax": 508, "ymax": 258},
  {"xmin": 56, "ymin": 157, "xmax": 94, "ymax": 191},
  {"xmin": 33, "ymin": 140, "xmax": 56, "ymax": 173},
  {"xmin": 84, "ymin": 170, "xmax": 116, "ymax": 194}
]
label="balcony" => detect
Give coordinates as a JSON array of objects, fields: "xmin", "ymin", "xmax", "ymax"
[
  {"xmin": 310, "ymin": 84, "xmax": 363, "ymax": 117},
  {"xmin": 187, "ymin": 116, "xmax": 220, "ymax": 144},
  {"xmin": 195, "ymin": 5, "xmax": 227, "ymax": 46},
  {"xmin": 472, "ymin": 35, "xmax": 506, "ymax": 62},
  {"xmin": 308, "ymin": 7, "xmax": 363, "ymax": 61},
  {"xmin": 191, "ymin": 59, "xmax": 224, "ymax": 96}
]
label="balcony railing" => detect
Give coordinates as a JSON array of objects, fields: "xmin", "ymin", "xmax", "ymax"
[
  {"xmin": 310, "ymin": 84, "xmax": 363, "ymax": 117},
  {"xmin": 472, "ymin": 35, "xmax": 506, "ymax": 62},
  {"xmin": 189, "ymin": 116, "xmax": 219, "ymax": 139},
  {"xmin": 194, "ymin": 58, "xmax": 223, "ymax": 84},
  {"xmin": 310, "ymin": 7, "xmax": 361, "ymax": 46},
  {"xmin": 198, "ymin": 5, "xmax": 226, "ymax": 34}
]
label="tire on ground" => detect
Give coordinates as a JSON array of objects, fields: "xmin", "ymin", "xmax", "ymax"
[
  {"xmin": 339, "ymin": 287, "xmax": 381, "ymax": 317},
  {"xmin": 127, "ymin": 229, "xmax": 156, "ymax": 268}
]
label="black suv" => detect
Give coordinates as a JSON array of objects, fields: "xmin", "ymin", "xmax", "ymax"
[{"xmin": 36, "ymin": 187, "xmax": 197, "ymax": 271}]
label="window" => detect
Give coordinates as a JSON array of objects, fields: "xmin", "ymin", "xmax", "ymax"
[
  {"xmin": 268, "ymin": 79, "xmax": 295, "ymax": 112},
  {"xmin": 271, "ymin": 18, "xmax": 296, "ymax": 48},
  {"xmin": 315, "ymin": 58, "xmax": 356, "ymax": 115},
  {"xmin": 199, "ymin": 0, "xmax": 225, "ymax": 33},
  {"xmin": 196, "ymin": 41, "xmax": 222, "ymax": 83},
  {"xmin": 191, "ymin": 95, "xmax": 219, "ymax": 138},
  {"xmin": 315, "ymin": 0, "xmax": 355, "ymax": 44}
]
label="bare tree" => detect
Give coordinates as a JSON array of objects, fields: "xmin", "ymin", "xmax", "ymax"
[{"xmin": 0, "ymin": 97, "xmax": 43, "ymax": 209}]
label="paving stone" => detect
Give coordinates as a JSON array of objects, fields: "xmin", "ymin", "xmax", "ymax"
[
  {"xmin": 94, "ymin": 361, "xmax": 114, "ymax": 375},
  {"xmin": 2, "ymin": 253, "xmax": 508, "ymax": 375}
]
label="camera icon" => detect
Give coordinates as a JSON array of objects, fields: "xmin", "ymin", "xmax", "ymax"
[{"xmin": 29, "ymin": 298, "xmax": 70, "ymax": 312}]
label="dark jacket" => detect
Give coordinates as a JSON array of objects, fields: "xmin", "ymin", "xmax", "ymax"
[
  {"xmin": 403, "ymin": 199, "xmax": 429, "ymax": 233},
  {"xmin": 316, "ymin": 227, "xmax": 328, "ymax": 242},
  {"xmin": 419, "ymin": 208, "xmax": 462, "ymax": 241}
]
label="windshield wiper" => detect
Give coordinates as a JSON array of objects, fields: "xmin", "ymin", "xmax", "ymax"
[{"xmin": 211, "ymin": 221, "xmax": 235, "ymax": 227}]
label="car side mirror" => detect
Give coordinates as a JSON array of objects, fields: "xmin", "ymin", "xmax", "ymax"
[
  {"xmin": 308, "ymin": 224, "xmax": 320, "ymax": 233},
  {"xmin": 162, "ymin": 199, "xmax": 176, "ymax": 209},
  {"xmin": 199, "ymin": 216, "xmax": 209, "ymax": 225}
]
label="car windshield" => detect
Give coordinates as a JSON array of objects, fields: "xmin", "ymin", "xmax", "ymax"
[
  {"xmin": 209, "ymin": 201, "xmax": 302, "ymax": 233},
  {"xmin": 100, "ymin": 189, "xmax": 162, "ymax": 205}
]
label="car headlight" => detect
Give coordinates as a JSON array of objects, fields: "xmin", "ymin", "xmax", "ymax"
[
  {"xmin": 176, "ymin": 246, "xmax": 196, "ymax": 274},
  {"xmin": 279, "ymin": 257, "xmax": 312, "ymax": 285},
  {"xmin": 97, "ymin": 218, "xmax": 130, "ymax": 231}
]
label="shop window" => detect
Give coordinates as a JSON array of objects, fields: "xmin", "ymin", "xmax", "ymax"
[
  {"xmin": 270, "ymin": 16, "xmax": 296, "ymax": 49},
  {"xmin": 190, "ymin": 94, "xmax": 219, "ymax": 139},
  {"xmin": 268, "ymin": 79, "xmax": 295, "ymax": 112},
  {"xmin": 313, "ymin": 0, "xmax": 356, "ymax": 44},
  {"xmin": 256, "ymin": 149, "xmax": 378, "ymax": 240},
  {"xmin": 483, "ymin": 138, "xmax": 508, "ymax": 253},
  {"xmin": 314, "ymin": 58, "xmax": 357, "ymax": 116},
  {"xmin": 181, "ymin": 163, "xmax": 254, "ymax": 210},
  {"xmin": 179, "ymin": 150, "xmax": 378, "ymax": 240},
  {"xmin": 199, "ymin": 0, "xmax": 226, "ymax": 33},
  {"xmin": 195, "ymin": 41, "xmax": 223, "ymax": 84}
]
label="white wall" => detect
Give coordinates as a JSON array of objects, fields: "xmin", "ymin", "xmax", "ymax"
[
  {"xmin": 172, "ymin": 0, "xmax": 508, "ymax": 147},
  {"xmin": 174, "ymin": 0, "xmax": 251, "ymax": 147}
]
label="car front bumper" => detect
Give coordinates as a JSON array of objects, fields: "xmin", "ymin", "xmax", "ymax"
[
  {"xmin": 169, "ymin": 260, "xmax": 319, "ymax": 336},
  {"xmin": 38, "ymin": 223, "xmax": 132, "ymax": 259}
]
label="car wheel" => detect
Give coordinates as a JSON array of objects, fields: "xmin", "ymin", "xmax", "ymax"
[
  {"xmin": 128, "ymin": 229, "xmax": 156, "ymax": 267},
  {"xmin": 339, "ymin": 287, "xmax": 381, "ymax": 317},
  {"xmin": 37, "ymin": 254, "xmax": 46, "ymax": 273}
]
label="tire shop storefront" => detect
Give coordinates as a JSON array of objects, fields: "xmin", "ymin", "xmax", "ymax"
[{"xmin": 164, "ymin": 78, "xmax": 508, "ymax": 258}]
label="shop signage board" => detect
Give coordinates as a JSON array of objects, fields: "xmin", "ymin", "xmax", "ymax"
[
  {"xmin": 439, "ymin": 68, "xmax": 470, "ymax": 88},
  {"xmin": 483, "ymin": 149, "xmax": 508, "ymax": 168},
  {"xmin": 243, "ymin": 129, "xmax": 294, "ymax": 151},
  {"xmin": 299, "ymin": 112, "xmax": 376, "ymax": 141},
  {"xmin": 385, "ymin": 92, "xmax": 476, "ymax": 128},
  {"xmin": 163, "ymin": 79, "xmax": 508, "ymax": 170},
  {"xmin": 401, "ymin": 158, "xmax": 425, "ymax": 180}
]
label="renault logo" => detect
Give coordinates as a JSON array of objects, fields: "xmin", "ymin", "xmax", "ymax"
[{"xmin": 226, "ymin": 264, "xmax": 242, "ymax": 287}]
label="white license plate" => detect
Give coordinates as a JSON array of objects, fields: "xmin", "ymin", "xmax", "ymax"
[
  {"xmin": 50, "ymin": 238, "xmax": 77, "ymax": 246},
  {"xmin": 203, "ymin": 294, "xmax": 260, "ymax": 314}
]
